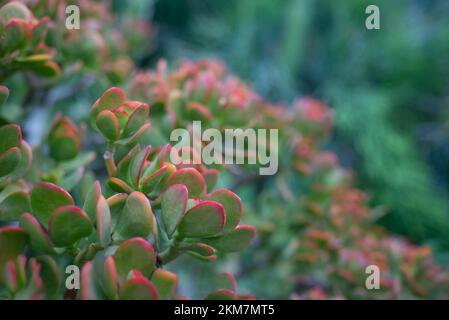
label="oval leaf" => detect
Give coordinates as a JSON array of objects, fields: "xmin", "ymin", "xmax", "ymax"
[
  {"xmin": 30, "ymin": 182, "xmax": 74, "ymax": 226},
  {"xmin": 161, "ymin": 184, "xmax": 188, "ymax": 238},
  {"xmin": 178, "ymin": 201, "xmax": 225, "ymax": 238},
  {"xmin": 48, "ymin": 206, "xmax": 93, "ymax": 247}
]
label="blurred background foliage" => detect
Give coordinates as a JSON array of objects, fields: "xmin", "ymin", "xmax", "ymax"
[{"xmin": 134, "ymin": 0, "xmax": 449, "ymax": 253}]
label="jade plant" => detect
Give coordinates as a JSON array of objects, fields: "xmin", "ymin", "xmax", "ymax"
[
  {"xmin": 0, "ymin": 1, "xmax": 60, "ymax": 81},
  {"xmin": 0, "ymin": 86, "xmax": 256, "ymax": 300}
]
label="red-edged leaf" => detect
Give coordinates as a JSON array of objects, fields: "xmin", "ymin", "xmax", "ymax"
[{"xmin": 178, "ymin": 201, "xmax": 225, "ymax": 238}]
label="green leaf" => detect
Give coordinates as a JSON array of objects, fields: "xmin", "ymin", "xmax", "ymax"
[
  {"xmin": 116, "ymin": 145, "xmax": 139, "ymax": 182},
  {"xmin": 19, "ymin": 213, "xmax": 54, "ymax": 254},
  {"xmin": 165, "ymin": 168, "xmax": 206, "ymax": 197},
  {"xmin": 82, "ymin": 181, "xmax": 101, "ymax": 223},
  {"xmin": 3, "ymin": 19, "xmax": 27, "ymax": 52},
  {"xmin": 90, "ymin": 87, "xmax": 126, "ymax": 129},
  {"xmin": 80, "ymin": 261, "xmax": 104, "ymax": 300},
  {"xmin": 96, "ymin": 110, "xmax": 120, "ymax": 141},
  {"xmin": 114, "ymin": 237, "xmax": 156, "ymax": 281},
  {"xmin": 0, "ymin": 227, "xmax": 28, "ymax": 284},
  {"xmin": 0, "ymin": 124, "xmax": 21, "ymax": 155},
  {"xmin": 207, "ymin": 225, "xmax": 256, "ymax": 252},
  {"xmin": 103, "ymin": 256, "xmax": 118, "ymax": 300},
  {"xmin": 206, "ymin": 189, "xmax": 242, "ymax": 232},
  {"xmin": 0, "ymin": 85, "xmax": 9, "ymax": 106},
  {"xmin": 48, "ymin": 206, "xmax": 92, "ymax": 247},
  {"xmin": 107, "ymin": 193, "xmax": 127, "ymax": 231},
  {"xmin": 48, "ymin": 129, "xmax": 79, "ymax": 162},
  {"xmin": 9, "ymin": 141, "xmax": 32, "ymax": 179},
  {"xmin": 113, "ymin": 192, "xmax": 153, "ymax": 241},
  {"xmin": 0, "ymin": 190, "xmax": 31, "ymax": 221},
  {"xmin": 35, "ymin": 255, "xmax": 60, "ymax": 295},
  {"xmin": 30, "ymin": 182, "xmax": 74, "ymax": 226},
  {"xmin": 203, "ymin": 169, "xmax": 219, "ymax": 192},
  {"xmin": 107, "ymin": 177, "xmax": 133, "ymax": 194},
  {"xmin": 129, "ymin": 146, "xmax": 151, "ymax": 188},
  {"xmin": 178, "ymin": 201, "xmax": 225, "ymax": 238},
  {"xmin": 186, "ymin": 242, "xmax": 215, "ymax": 257},
  {"xmin": 0, "ymin": 146, "xmax": 21, "ymax": 177},
  {"xmin": 0, "ymin": 2, "xmax": 31, "ymax": 22},
  {"xmin": 119, "ymin": 272, "xmax": 159, "ymax": 300},
  {"xmin": 140, "ymin": 166, "xmax": 168, "ymax": 194},
  {"xmin": 151, "ymin": 268, "xmax": 178, "ymax": 300},
  {"xmin": 161, "ymin": 184, "xmax": 188, "ymax": 238},
  {"xmin": 204, "ymin": 289, "xmax": 237, "ymax": 300},
  {"xmin": 96, "ymin": 195, "xmax": 111, "ymax": 248},
  {"xmin": 28, "ymin": 60, "xmax": 61, "ymax": 78},
  {"xmin": 122, "ymin": 104, "xmax": 149, "ymax": 138}
]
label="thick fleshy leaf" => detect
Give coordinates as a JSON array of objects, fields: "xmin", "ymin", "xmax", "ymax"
[
  {"xmin": 0, "ymin": 190, "xmax": 31, "ymax": 221},
  {"xmin": 0, "ymin": 124, "xmax": 22, "ymax": 154},
  {"xmin": 207, "ymin": 225, "xmax": 256, "ymax": 252},
  {"xmin": 107, "ymin": 193, "xmax": 127, "ymax": 231},
  {"xmin": 114, "ymin": 238, "xmax": 156, "ymax": 280},
  {"xmin": 49, "ymin": 134, "xmax": 79, "ymax": 162},
  {"xmin": 19, "ymin": 213, "xmax": 54, "ymax": 254},
  {"xmin": 36, "ymin": 255, "xmax": 60, "ymax": 295},
  {"xmin": 48, "ymin": 206, "xmax": 92, "ymax": 247},
  {"xmin": 82, "ymin": 181, "xmax": 101, "ymax": 223},
  {"xmin": 0, "ymin": 124, "xmax": 21, "ymax": 155},
  {"xmin": 204, "ymin": 289, "xmax": 237, "ymax": 300},
  {"xmin": 3, "ymin": 19, "xmax": 27, "ymax": 52},
  {"xmin": 0, "ymin": 227, "xmax": 28, "ymax": 283},
  {"xmin": 90, "ymin": 87, "xmax": 126, "ymax": 128},
  {"xmin": 80, "ymin": 261, "xmax": 104, "ymax": 300},
  {"xmin": 119, "ymin": 273, "xmax": 159, "ymax": 300},
  {"xmin": 96, "ymin": 195, "xmax": 111, "ymax": 247},
  {"xmin": 96, "ymin": 110, "xmax": 120, "ymax": 141},
  {"xmin": 0, "ymin": 146, "xmax": 21, "ymax": 177},
  {"xmin": 0, "ymin": 2, "xmax": 31, "ymax": 22},
  {"xmin": 164, "ymin": 168, "xmax": 206, "ymax": 198},
  {"xmin": 178, "ymin": 201, "xmax": 225, "ymax": 238},
  {"xmin": 140, "ymin": 165, "xmax": 168, "ymax": 194},
  {"xmin": 103, "ymin": 256, "xmax": 118, "ymax": 300},
  {"xmin": 186, "ymin": 242, "xmax": 215, "ymax": 257},
  {"xmin": 0, "ymin": 85, "xmax": 9, "ymax": 106},
  {"xmin": 30, "ymin": 182, "xmax": 74, "ymax": 226},
  {"xmin": 161, "ymin": 184, "xmax": 188, "ymax": 237},
  {"xmin": 113, "ymin": 192, "xmax": 153, "ymax": 241},
  {"xmin": 29, "ymin": 60, "xmax": 61, "ymax": 78},
  {"xmin": 206, "ymin": 189, "xmax": 242, "ymax": 232},
  {"xmin": 122, "ymin": 104, "xmax": 149, "ymax": 138},
  {"xmin": 107, "ymin": 177, "xmax": 133, "ymax": 194},
  {"xmin": 9, "ymin": 141, "xmax": 32, "ymax": 179},
  {"xmin": 151, "ymin": 269, "xmax": 178, "ymax": 300},
  {"xmin": 203, "ymin": 169, "xmax": 219, "ymax": 192},
  {"xmin": 130, "ymin": 146, "xmax": 151, "ymax": 187},
  {"xmin": 116, "ymin": 145, "xmax": 139, "ymax": 182}
]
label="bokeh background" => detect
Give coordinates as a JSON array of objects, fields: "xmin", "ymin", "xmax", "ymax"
[{"xmin": 133, "ymin": 0, "xmax": 449, "ymax": 253}]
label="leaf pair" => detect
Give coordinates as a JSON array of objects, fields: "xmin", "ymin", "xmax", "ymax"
[
  {"xmin": 26, "ymin": 182, "xmax": 93, "ymax": 249},
  {"xmin": 84, "ymin": 181, "xmax": 154, "ymax": 244},
  {"xmin": 48, "ymin": 115, "xmax": 81, "ymax": 162},
  {"xmin": 0, "ymin": 124, "xmax": 32, "ymax": 180},
  {"xmin": 90, "ymin": 87, "xmax": 149, "ymax": 143},
  {"xmin": 161, "ymin": 184, "xmax": 255, "ymax": 255},
  {"xmin": 81, "ymin": 238, "xmax": 178, "ymax": 300}
]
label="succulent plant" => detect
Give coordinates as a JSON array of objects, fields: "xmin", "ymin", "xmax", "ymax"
[
  {"xmin": 0, "ymin": 85, "xmax": 256, "ymax": 300},
  {"xmin": 0, "ymin": 1, "xmax": 60, "ymax": 81}
]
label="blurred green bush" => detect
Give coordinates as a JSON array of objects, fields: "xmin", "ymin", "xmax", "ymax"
[{"xmin": 152, "ymin": 0, "xmax": 449, "ymax": 247}]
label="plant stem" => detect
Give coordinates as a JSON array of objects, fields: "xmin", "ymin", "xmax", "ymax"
[
  {"xmin": 158, "ymin": 233, "xmax": 184, "ymax": 264},
  {"xmin": 104, "ymin": 142, "xmax": 117, "ymax": 177}
]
